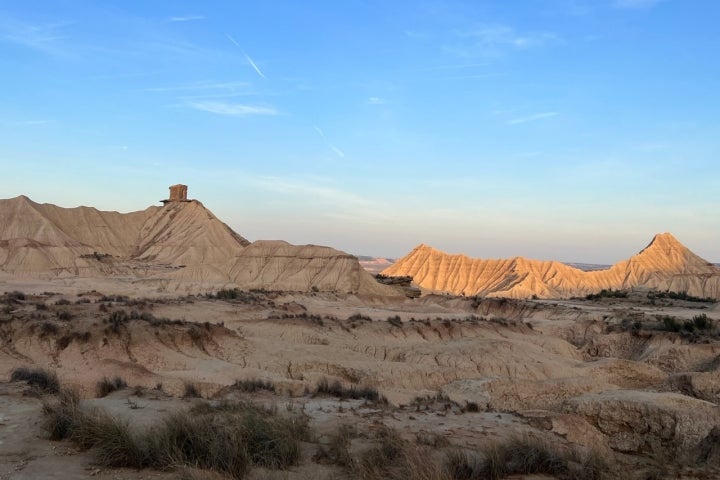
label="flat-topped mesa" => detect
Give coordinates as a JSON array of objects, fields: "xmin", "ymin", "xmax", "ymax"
[{"xmin": 161, "ymin": 184, "xmax": 190, "ymax": 205}]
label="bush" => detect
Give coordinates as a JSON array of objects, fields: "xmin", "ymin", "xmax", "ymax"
[
  {"xmin": 148, "ymin": 412, "xmax": 249, "ymax": 477},
  {"xmin": 314, "ymin": 424, "xmax": 357, "ymax": 467},
  {"xmin": 649, "ymin": 291, "xmax": 714, "ymax": 303},
  {"xmin": 4, "ymin": 290, "xmax": 26, "ymax": 303},
  {"xmin": 351, "ymin": 427, "xmax": 446, "ymax": 480},
  {"xmin": 42, "ymin": 387, "xmax": 82, "ymax": 440},
  {"xmin": 585, "ymin": 289, "xmax": 627, "ymax": 301},
  {"xmin": 11, "ymin": 367, "xmax": 60, "ymax": 393},
  {"xmin": 184, "ymin": 382, "xmax": 202, "ymax": 398},
  {"xmin": 387, "ymin": 315, "xmax": 403, "ymax": 328},
  {"xmin": 231, "ymin": 379, "xmax": 275, "ymax": 393},
  {"xmin": 96, "ymin": 376, "xmax": 128, "ymax": 398},
  {"xmin": 42, "ymin": 398, "xmax": 310, "ymax": 479},
  {"xmin": 660, "ymin": 316, "xmax": 682, "ymax": 333},
  {"xmin": 314, "ymin": 378, "xmax": 387, "ymax": 404},
  {"xmin": 444, "ymin": 437, "xmax": 611, "ymax": 480},
  {"xmin": 39, "ymin": 321, "xmax": 60, "ymax": 336},
  {"xmin": 692, "ymin": 314, "xmax": 714, "ymax": 331}
]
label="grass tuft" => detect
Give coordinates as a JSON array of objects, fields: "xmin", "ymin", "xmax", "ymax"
[
  {"xmin": 41, "ymin": 396, "xmax": 309, "ymax": 479},
  {"xmin": 96, "ymin": 376, "xmax": 128, "ymax": 398},
  {"xmin": 444, "ymin": 437, "xmax": 611, "ymax": 480}
]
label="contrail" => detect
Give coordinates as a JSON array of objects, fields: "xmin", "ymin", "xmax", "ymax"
[
  {"xmin": 313, "ymin": 125, "xmax": 326, "ymax": 138},
  {"xmin": 226, "ymin": 34, "xmax": 266, "ymax": 79}
]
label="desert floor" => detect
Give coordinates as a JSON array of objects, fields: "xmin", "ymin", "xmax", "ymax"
[{"xmin": 1, "ymin": 279, "xmax": 719, "ymax": 479}]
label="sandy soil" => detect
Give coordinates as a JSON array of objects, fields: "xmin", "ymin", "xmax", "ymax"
[{"xmin": 1, "ymin": 280, "xmax": 719, "ymax": 479}]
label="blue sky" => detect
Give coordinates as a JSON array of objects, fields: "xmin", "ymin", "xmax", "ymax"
[{"xmin": 1, "ymin": 0, "xmax": 718, "ymax": 263}]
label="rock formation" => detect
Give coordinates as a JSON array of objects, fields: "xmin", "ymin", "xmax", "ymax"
[
  {"xmin": 0, "ymin": 190, "xmax": 396, "ymax": 295},
  {"xmin": 383, "ymin": 233, "xmax": 720, "ymax": 299},
  {"xmin": 161, "ymin": 184, "xmax": 189, "ymax": 204}
]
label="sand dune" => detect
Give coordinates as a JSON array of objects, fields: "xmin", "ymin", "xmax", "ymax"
[{"xmin": 384, "ymin": 233, "xmax": 720, "ymax": 299}]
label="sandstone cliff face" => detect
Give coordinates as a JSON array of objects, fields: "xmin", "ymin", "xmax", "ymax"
[
  {"xmin": 383, "ymin": 233, "xmax": 720, "ymax": 299},
  {"xmin": 0, "ymin": 195, "xmax": 394, "ymax": 295}
]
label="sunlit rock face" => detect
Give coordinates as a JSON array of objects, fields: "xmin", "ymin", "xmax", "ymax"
[{"xmin": 384, "ymin": 233, "xmax": 720, "ymax": 300}]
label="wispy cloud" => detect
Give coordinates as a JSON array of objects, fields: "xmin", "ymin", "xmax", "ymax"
[
  {"xmin": 188, "ymin": 101, "xmax": 278, "ymax": 116},
  {"xmin": 449, "ymin": 24, "xmax": 559, "ymax": 57},
  {"xmin": 444, "ymin": 73, "xmax": 505, "ymax": 80},
  {"xmin": 2, "ymin": 119, "xmax": 52, "ymax": 126},
  {"xmin": 615, "ymin": 0, "xmax": 663, "ymax": 8},
  {"xmin": 168, "ymin": 15, "xmax": 206, "ymax": 22},
  {"xmin": 507, "ymin": 112, "xmax": 560, "ymax": 125},
  {"xmin": 633, "ymin": 142, "xmax": 669, "ymax": 152},
  {"xmin": 404, "ymin": 30, "xmax": 430, "ymax": 39},
  {"xmin": 368, "ymin": 97, "xmax": 385, "ymax": 105},
  {"xmin": 145, "ymin": 81, "xmax": 251, "ymax": 93},
  {"xmin": 330, "ymin": 146, "xmax": 346, "ymax": 158},
  {"xmin": 313, "ymin": 125, "xmax": 346, "ymax": 158},
  {"xmin": 0, "ymin": 17, "xmax": 73, "ymax": 56},
  {"xmin": 418, "ymin": 62, "xmax": 490, "ymax": 71},
  {"xmin": 226, "ymin": 34, "xmax": 266, "ymax": 79},
  {"xmin": 252, "ymin": 176, "xmax": 368, "ymax": 206}
]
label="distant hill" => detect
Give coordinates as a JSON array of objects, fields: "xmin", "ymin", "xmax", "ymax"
[
  {"xmin": 383, "ymin": 233, "xmax": 720, "ymax": 300},
  {"xmin": 0, "ymin": 194, "xmax": 394, "ymax": 295},
  {"xmin": 357, "ymin": 256, "xmax": 396, "ymax": 274}
]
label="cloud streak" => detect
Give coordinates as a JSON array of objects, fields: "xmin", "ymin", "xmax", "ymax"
[
  {"xmin": 615, "ymin": 0, "xmax": 662, "ymax": 8},
  {"xmin": 2, "ymin": 119, "xmax": 52, "ymax": 126},
  {"xmin": 188, "ymin": 101, "xmax": 277, "ymax": 116},
  {"xmin": 168, "ymin": 15, "xmax": 206, "ymax": 22},
  {"xmin": 145, "ymin": 81, "xmax": 251, "ymax": 93},
  {"xmin": 507, "ymin": 112, "xmax": 560, "ymax": 125},
  {"xmin": 449, "ymin": 24, "xmax": 559, "ymax": 58},
  {"xmin": 226, "ymin": 34, "xmax": 266, "ymax": 78},
  {"xmin": 0, "ymin": 17, "xmax": 73, "ymax": 56},
  {"xmin": 313, "ymin": 125, "xmax": 346, "ymax": 158}
]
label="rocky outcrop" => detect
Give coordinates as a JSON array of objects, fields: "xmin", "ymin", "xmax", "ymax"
[
  {"xmin": 383, "ymin": 233, "xmax": 720, "ymax": 299},
  {"xmin": 564, "ymin": 390, "xmax": 720, "ymax": 459}
]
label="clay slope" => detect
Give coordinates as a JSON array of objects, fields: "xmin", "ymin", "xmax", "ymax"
[
  {"xmin": 0, "ymin": 196, "xmax": 248, "ymax": 276},
  {"xmin": 383, "ymin": 233, "xmax": 720, "ymax": 299},
  {"xmin": 0, "ymin": 195, "xmax": 394, "ymax": 295},
  {"xmin": 0, "ymin": 196, "xmax": 156, "ymax": 276}
]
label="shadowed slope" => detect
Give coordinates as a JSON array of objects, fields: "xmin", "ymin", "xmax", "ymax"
[{"xmin": 384, "ymin": 234, "xmax": 720, "ymax": 299}]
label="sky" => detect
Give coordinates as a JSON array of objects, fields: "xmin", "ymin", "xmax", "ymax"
[{"xmin": 0, "ymin": 0, "xmax": 718, "ymax": 264}]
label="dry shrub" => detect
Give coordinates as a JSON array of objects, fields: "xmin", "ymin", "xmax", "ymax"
[
  {"xmin": 43, "ymin": 387, "xmax": 82, "ymax": 440},
  {"xmin": 314, "ymin": 377, "xmax": 387, "ymax": 404},
  {"xmin": 355, "ymin": 427, "xmax": 446, "ymax": 480},
  {"xmin": 96, "ymin": 376, "xmax": 128, "ymax": 397},
  {"xmin": 314, "ymin": 424, "xmax": 358, "ymax": 467},
  {"xmin": 42, "ymin": 397, "xmax": 309, "ymax": 479},
  {"xmin": 416, "ymin": 432, "xmax": 451, "ymax": 448},
  {"xmin": 444, "ymin": 437, "xmax": 611, "ymax": 480},
  {"xmin": 231, "ymin": 378, "xmax": 276, "ymax": 393},
  {"xmin": 11, "ymin": 366, "xmax": 60, "ymax": 393},
  {"xmin": 184, "ymin": 382, "xmax": 202, "ymax": 398}
]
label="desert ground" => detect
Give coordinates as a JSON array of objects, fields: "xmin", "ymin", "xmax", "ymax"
[{"xmin": 1, "ymin": 277, "xmax": 719, "ymax": 479}]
